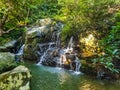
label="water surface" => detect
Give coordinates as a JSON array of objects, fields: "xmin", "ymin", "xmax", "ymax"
[{"xmin": 27, "ymin": 64, "xmax": 120, "ymax": 90}]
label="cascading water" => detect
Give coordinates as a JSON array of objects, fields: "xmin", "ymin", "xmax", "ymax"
[
  {"xmin": 37, "ymin": 42, "xmax": 55, "ymax": 65},
  {"xmin": 15, "ymin": 44, "xmax": 25, "ymax": 62},
  {"xmin": 56, "ymin": 31, "xmax": 61, "ymax": 48},
  {"xmin": 16, "ymin": 44, "xmax": 25, "ymax": 55},
  {"xmin": 67, "ymin": 36, "xmax": 73, "ymax": 49},
  {"xmin": 74, "ymin": 56, "xmax": 81, "ymax": 74},
  {"xmin": 36, "ymin": 28, "xmax": 81, "ymax": 74}
]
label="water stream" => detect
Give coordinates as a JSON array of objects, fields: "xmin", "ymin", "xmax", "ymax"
[
  {"xmin": 37, "ymin": 42, "xmax": 55, "ymax": 64},
  {"xmin": 16, "ymin": 44, "xmax": 25, "ymax": 55}
]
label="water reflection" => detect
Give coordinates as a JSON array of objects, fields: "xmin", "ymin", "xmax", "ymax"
[{"xmin": 58, "ymin": 72, "xmax": 70, "ymax": 85}]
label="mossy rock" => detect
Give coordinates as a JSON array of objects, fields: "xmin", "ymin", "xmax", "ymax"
[
  {"xmin": 0, "ymin": 52, "xmax": 17, "ymax": 73},
  {"xmin": 0, "ymin": 65, "xmax": 31, "ymax": 90},
  {"xmin": 0, "ymin": 40, "xmax": 17, "ymax": 52}
]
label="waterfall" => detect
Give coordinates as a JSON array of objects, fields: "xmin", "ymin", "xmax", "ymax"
[
  {"xmin": 65, "ymin": 36, "xmax": 74, "ymax": 53},
  {"xmin": 57, "ymin": 37, "xmax": 74, "ymax": 69},
  {"xmin": 74, "ymin": 56, "xmax": 81, "ymax": 74},
  {"xmin": 15, "ymin": 44, "xmax": 25, "ymax": 62},
  {"xmin": 36, "ymin": 31, "xmax": 81, "ymax": 74},
  {"xmin": 37, "ymin": 42, "xmax": 54, "ymax": 65},
  {"xmin": 67, "ymin": 36, "xmax": 73, "ymax": 50},
  {"xmin": 16, "ymin": 44, "xmax": 25, "ymax": 55},
  {"xmin": 52, "ymin": 30, "xmax": 61, "ymax": 48},
  {"xmin": 56, "ymin": 31, "xmax": 61, "ymax": 48}
]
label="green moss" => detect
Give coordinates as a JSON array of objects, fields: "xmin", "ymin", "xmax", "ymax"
[
  {"xmin": 0, "ymin": 53, "xmax": 18, "ymax": 74},
  {"xmin": 0, "ymin": 66, "xmax": 31, "ymax": 90}
]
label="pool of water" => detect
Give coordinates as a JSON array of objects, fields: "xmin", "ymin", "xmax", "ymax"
[{"xmin": 27, "ymin": 64, "xmax": 120, "ymax": 90}]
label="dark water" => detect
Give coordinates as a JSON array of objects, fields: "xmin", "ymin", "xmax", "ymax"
[{"xmin": 27, "ymin": 64, "xmax": 120, "ymax": 90}]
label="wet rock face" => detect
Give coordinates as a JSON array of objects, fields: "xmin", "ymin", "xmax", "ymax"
[
  {"xmin": 41, "ymin": 48, "xmax": 59, "ymax": 67},
  {"xmin": 0, "ymin": 65, "xmax": 31, "ymax": 90},
  {"xmin": 0, "ymin": 52, "xmax": 17, "ymax": 73}
]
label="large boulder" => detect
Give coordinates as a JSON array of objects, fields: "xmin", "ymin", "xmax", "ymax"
[
  {"xmin": 0, "ymin": 40, "xmax": 17, "ymax": 52},
  {"xmin": 24, "ymin": 26, "xmax": 51, "ymax": 60},
  {"xmin": 0, "ymin": 65, "xmax": 31, "ymax": 90},
  {"xmin": 0, "ymin": 52, "xmax": 17, "ymax": 73},
  {"xmin": 23, "ymin": 18, "xmax": 63, "ymax": 61}
]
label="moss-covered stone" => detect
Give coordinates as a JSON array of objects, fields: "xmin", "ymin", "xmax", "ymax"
[
  {"xmin": 0, "ymin": 40, "xmax": 17, "ymax": 52},
  {"xmin": 0, "ymin": 52, "xmax": 17, "ymax": 73},
  {"xmin": 0, "ymin": 65, "xmax": 31, "ymax": 90}
]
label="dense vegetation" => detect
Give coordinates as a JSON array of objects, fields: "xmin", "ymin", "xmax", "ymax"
[{"xmin": 0, "ymin": 0, "xmax": 120, "ymax": 78}]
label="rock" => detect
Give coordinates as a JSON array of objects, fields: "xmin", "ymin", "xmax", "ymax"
[
  {"xmin": 0, "ymin": 65, "xmax": 31, "ymax": 90},
  {"xmin": 23, "ymin": 26, "xmax": 50, "ymax": 60},
  {"xmin": 23, "ymin": 19, "xmax": 63, "ymax": 60},
  {"xmin": 65, "ymin": 54, "xmax": 76, "ymax": 61},
  {"xmin": 0, "ymin": 52, "xmax": 16, "ymax": 73},
  {"xmin": 0, "ymin": 40, "xmax": 17, "ymax": 52}
]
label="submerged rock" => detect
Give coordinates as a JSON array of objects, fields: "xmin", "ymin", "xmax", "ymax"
[
  {"xmin": 0, "ymin": 52, "xmax": 17, "ymax": 73},
  {"xmin": 0, "ymin": 65, "xmax": 31, "ymax": 90}
]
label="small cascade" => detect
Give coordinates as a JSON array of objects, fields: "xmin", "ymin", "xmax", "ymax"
[
  {"xmin": 37, "ymin": 32, "xmax": 81, "ymax": 74},
  {"xmin": 74, "ymin": 56, "xmax": 81, "ymax": 74},
  {"xmin": 37, "ymin": 42, "xmax": 54, "ymax": 65},
  {"xmin": 15, "ymin": 44, "xmax": 25, "ymax": 62},
  {"xmin": 65, "ymin": 36, "xmax": 74, "ymax": 53},
  {"xmin": 16, "ymin": 44, "xmax": 25, "ymax": 55},
  {"xmin": 51, "ymin": 30, "xmax": 61, "ymax": 48},
  {"xmin": 56, "ymin": 31, "xmax": 61, "ymax": 48}
]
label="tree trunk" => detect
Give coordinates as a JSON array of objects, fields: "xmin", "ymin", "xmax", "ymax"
[{"xmin": 0, "ymin": 14, "xmax": 8, "ymax": 36}]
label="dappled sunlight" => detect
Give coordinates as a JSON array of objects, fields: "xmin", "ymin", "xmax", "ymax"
[
  {"xmin": 80, "ymin": 34, "xmax": 96, "ymax": 48},
  {"xmin": 80, "ymin": 34, "xmax": 99, "ymax": 57}
]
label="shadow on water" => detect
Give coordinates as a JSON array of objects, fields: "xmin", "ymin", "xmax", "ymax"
[{"xmin": 26, "ymin": 63, "xmax": 120, "ymax": 90}]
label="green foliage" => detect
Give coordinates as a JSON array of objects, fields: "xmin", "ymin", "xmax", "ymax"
[
  {"xmin": 61, "ymin": 0, "xmax": 119, "ymax": 43},
  {"xmin": 60, "ymin": 1, "xmax": 120, "ymax": 74},
  {"xmin": 0, "ymin": 0, "xmax": 62, "ymax": 34},
  {"xmin": 0, "ymin": 28, "xmax": 26, "ymax": 45},
  {"xmin": 93, "ymin": 12, "xmax": 120, "ymax": 73},
  {"xmin": 28, "ymin": 0, "xmax": 62, "ymax": 23}
]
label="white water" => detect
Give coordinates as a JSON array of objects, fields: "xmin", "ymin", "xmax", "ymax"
[
  {"xmin": 37, "ymin": 42, "xmax": 54, "ymax": 65},
  {"xmin": 74, "ymin": 56, "xmax": 81, "ymax": 74},
  {"xmin": 37, "ymin": 34, "xmax": 81, "ymax": 74},
  {"xmin": 16, "ymin": 44, "xmax": 25, "ymax": 55},
  {"xmin": 56, "ymin": 31, "xmax": 61, "ymax": 47},
  {"xmin": 65, "ymin": 36, "xmax": 74, "ymax": 53}
]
